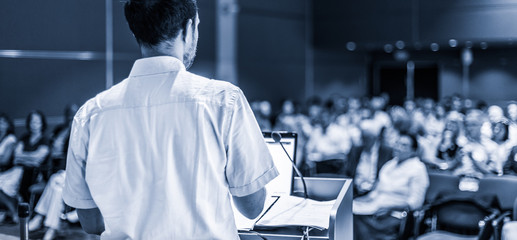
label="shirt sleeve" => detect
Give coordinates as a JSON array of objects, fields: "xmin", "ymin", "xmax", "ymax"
[
  {"xmin": 62, "ymin": 114, "xmax": 98, "ymax": 209},
  {"xmin": 407, "ymin": 162, "xmax": 430, "ymax": 210},
  {"xmin": 225, "ymin": 89, "xmax": 279, "ymax": 197}
]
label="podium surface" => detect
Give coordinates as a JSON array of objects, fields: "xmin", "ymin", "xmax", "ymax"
[{"xmin": 239, "ymin": 177, "xmax": 353, "ymax": 240}]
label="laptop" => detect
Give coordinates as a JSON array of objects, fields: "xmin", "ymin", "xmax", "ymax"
[
  {"xmin": 233, "ymin": 131, "xmax": 298, "ymax": 230},
  {"xmin": 262, "ymin": 131, "xmax": 298, "ymax": 196}
]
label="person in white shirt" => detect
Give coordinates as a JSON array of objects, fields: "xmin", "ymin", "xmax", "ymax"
[
  {"xmin": 353, "ymin": 132, "xmax": 429, "ymax": 240},
  {"xmin": 62, "ymin": 1, "xmax": 278, "ymax": 239},
  {"xmin": 506, "ymin": 102, "xmax": 517, "ymax": 145},
  {"xmin": 0, "ymin": 113, "xmax": 16, "ymax": 171},
  {"xmin": 454, "ymin": 109, "xmax": 498, "ymax": 178}
]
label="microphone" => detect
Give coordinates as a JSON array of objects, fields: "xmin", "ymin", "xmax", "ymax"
[{"xmin": 271, "ymin": 131, "xmax": 308, "ymax": 199}]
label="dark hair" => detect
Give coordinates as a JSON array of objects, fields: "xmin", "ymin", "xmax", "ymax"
[
  {"xmin": 25, "ymin": 110, "xmax": 47, "ymax": 134},
  {"xmin": 493, "ymin": 120, "xmax": 510, "ymax": 141},
  {"xmin": 0, "ymin": 113, "xmax": 15, "ymax": 136},
  {"xmin": 124, "ymin": 0, "xmax": 198, "ymax": 47},
  {"xmin": 399, "ymin": 131, "xmax": 418, "ymax": 150}
]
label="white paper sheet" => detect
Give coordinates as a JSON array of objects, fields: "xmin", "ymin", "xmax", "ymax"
[{"xmin": 255, "ymin": 195, "xmax": 336, "ymax": 230}]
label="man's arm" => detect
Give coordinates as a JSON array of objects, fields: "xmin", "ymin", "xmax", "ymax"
[
  {"xmin": 232, "ymin": 188, "xmax": 266, "ymax": 219},
  {"xmin": 77, "ymin": 208, "xmax": 105, "ymax": 235}
]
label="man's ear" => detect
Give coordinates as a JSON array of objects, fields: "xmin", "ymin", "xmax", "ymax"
[{"xmin": 183, "ymin": 18, "xmax": 194, "ymax": 43}]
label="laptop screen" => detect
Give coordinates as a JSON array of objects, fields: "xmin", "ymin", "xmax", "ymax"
[{"xmin": 262, "ymin": 132, "xmax": 297, "ymax": 196}]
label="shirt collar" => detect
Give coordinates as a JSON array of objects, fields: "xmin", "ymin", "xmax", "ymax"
[{"xmin": 129, "ymin": 56, "xmax": 186, "ymax": 77}]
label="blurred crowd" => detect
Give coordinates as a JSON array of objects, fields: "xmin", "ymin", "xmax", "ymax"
[
  {"xmin": 0, "ymin": 105, "xmax": 79, "ymax": 239},
  {"xmin": 251, "ymin": 93, "xmax": 517, "ymax": 238},
  {"xmin": 251, "ymin": 94, "xmax": 517, "ymax": 179},
  {"xmin": 0, "ymin": 93, "xmax": 516, "ymax": 239}
]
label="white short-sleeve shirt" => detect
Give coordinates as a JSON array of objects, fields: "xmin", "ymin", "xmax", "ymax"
[{"xmin": 63, "ymin": 56, "xmax": 278, "ymax": 240}]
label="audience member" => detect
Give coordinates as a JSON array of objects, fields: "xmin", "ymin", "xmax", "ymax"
[
  {"xmin": 274, "ymin": 99, "xmax": 297, "ymax": 132},
  {"xmin": 432, "ymin": 128, "xmax": 461, "ymax": 172},
  {"xmin": 503, "ymin": 146, "xmax": 517, "ymax": 176},
  {"xmin": 383, "ymin": 106, "xmax": 410, "ymax": 149},
  {"xmin": 477, "ymin": 100, "xmax": 489, "ymax": 112},
  {"xmin": 334, "ymin": 97, "xmax": 362, "ymax": 147},
  {"xmin": 435, "ymin": 103, "xmax": 447, "ymax": 121},
  {"xmin": 330, "ymin": 94, "xmax": 348, "ymax": 117},
  {"xmin": 305, "ymin": 96, "xmax": 324, "ymax": 127},
  {"xmin": 345, "ymin": 120, "xmax": 393, "ymax": 197},
  {"xmin": 0, "ymin": 111, "xmax": 50, "ymax": 222},
  {"xmin": 369, "ymin": 96, "xmax": 392, "ymax": 135},
  {"xmin": 482, "ymin": 105, "xmax": 505, "ymax": 139},
  {"xmin": 27, "ymin": 104, "xmax": 79, "ymax": 239},
  {"xmin": 353, "ymin": 132, "xmax": 429, "ymax": 240},
  {"xmin": 0, "ymin": 113, "xmax": 16, "ymax": 171},
  {"xmin": 450, "ymin": 94, "xmax": 465, "ymax": 115},
  {"xmin": 491, "ymin": 119, "xmax": 515, "ymax": 175},
  {"xmin": 273, "ymin": 99, "xmax": 311, "ymax": 169},
  {"xmin": 304, "ymin": 108, "xmax": 351, "ymax": 175},
  {"xmin": 506, "ymin": 101, "xmax": 517, "ymax": 144},
  {"xmin": 453, "ymin": 110, "xmax": 497, "ymax": 178},
  {"xmin": 463, "ymin": 98, "xmax": 475, "ymax": 113},
  {"xmin": 28, "ymin": 171, "xmax": 67, "ymax": 239},
  {"xmin": 48, "ymin": 104, "xmax": 78, "ymax": 175},
  {"xmin": 345, "ymin": 97, "xmax": 363, "ymax": 128},
  {"xmin": 403, "ymin": 98, "xmax": 417, "ymax": 118},
  {"xmin": 416, "ymin": 100, "xmax": 447, "ymax": 170},
  {"xmin": 251, "ymin": 100, "xmax": 273, "ymax": 131}
]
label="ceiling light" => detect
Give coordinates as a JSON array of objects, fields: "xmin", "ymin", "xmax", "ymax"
[{"xmin": 430, "ymin": 43, "xmax": 439, "ymax": 52}]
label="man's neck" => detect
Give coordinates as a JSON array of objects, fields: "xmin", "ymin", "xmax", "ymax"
[
  {"xmin": 396, "ymin": 153, "xmax": 417, "ymax": 164},
  {"xmin": 140, "ymin": 40, "xmax": 183, "ymax": 60}
]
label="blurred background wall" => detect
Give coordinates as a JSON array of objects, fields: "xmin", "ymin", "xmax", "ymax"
[{"xmin": 1, "ymin": 0, "xmax": 517, "ymax": 127}]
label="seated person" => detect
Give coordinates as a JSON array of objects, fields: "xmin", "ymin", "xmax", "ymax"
[
  {"xmin": 47, "ymin": 104, "xmax": 78, "ymax": 175},
  {"xmin": 0, "ymin": 113, "xmax": 16, "ymax": 172},
  {"xmin": 0, "ymin": 111, "xmax": 50, "ymax": 222},
  {"xmin": 506, "ymin": 102, "xmax": 517, "ymax": 144},
  {"xmin": 345, "ymin": 120, "xmax": 393, "ymax": 197},
  {"xmin": 353, "ymin": 132, "xmax": 429, "ymax": 240},
  {"xmin": 28, "ymin": 105, "xmax": 79, "ymax": 239},
  {"xmin": 305, "ymin": 110, "xmax": 352, "ymax": 175},
  {"xmin": 28, "ymin": 170, "xmax": 79, "ymax": 240},
  {"xmin": 503, "ymin": 146, "xmax": 517, "ymax": 176},
  {"xmin": 453, "ymin": 110, "xmax": 498, "ymax": 178},
  {"xmin": 490, "ymin": 119, "xmax": 515, "ymax": 175},
  {"xmin": 423, "ymin": 127, "xmax": 461, "ymax": 172}
]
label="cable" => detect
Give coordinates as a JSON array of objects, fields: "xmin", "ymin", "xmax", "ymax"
[
  {"xmin": 301, "ymin": 226, "xmax": 313, "ymax": 240},
  {"xmin": 271, "ymin": 131, "xmax": 308, "ymax": 199}
]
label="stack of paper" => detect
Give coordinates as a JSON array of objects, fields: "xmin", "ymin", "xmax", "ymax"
[{"xmin": 254, "ymin": 195, "xmax": 336, "ymax": 230}]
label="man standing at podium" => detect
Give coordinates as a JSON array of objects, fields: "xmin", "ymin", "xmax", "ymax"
[{"xmin": 62, "ymin": 0, "xmax": 279, "ymax": 239}]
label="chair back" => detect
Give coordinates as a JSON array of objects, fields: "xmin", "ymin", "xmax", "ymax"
[
  {"xmin": 425, "ymin": 172, "xmax": 461, "ymax": 204},
  {"xmin": 478, "ymin": 176, "xmax": 517, "ymax": 212}
]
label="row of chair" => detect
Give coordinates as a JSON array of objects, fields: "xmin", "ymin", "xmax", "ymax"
[{"xmin": 396, "ymin": 173, "xmax": 517, "ymax": 240}]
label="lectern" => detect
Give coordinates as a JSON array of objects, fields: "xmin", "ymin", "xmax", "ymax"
[{"xmin": 239, "ymin": 177, "xmax": 353, "ymax": 240}]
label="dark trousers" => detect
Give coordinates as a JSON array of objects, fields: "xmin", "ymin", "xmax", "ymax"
[{"xmin": 354, "ymin": 214, "xmax": 401, "ymax": 240}]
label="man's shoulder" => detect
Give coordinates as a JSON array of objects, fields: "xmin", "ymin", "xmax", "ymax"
[
  {"xmin": 75, "ymin": 73, "xmax": 243, "ymax": 121},
  {"xmin": 405, "ymin": 157, "xmax": 428, "ymax": 172},
  {"xmin": 185, "ymin": 71, "xmax": 239, "ymax": 92},
  {"xmin": 74, "ymin": 80, "xmax": 129, "ymax": 121},
  {"xmin": 182, "ymin": 72, "xmax": 243, "ymax": 106}
]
